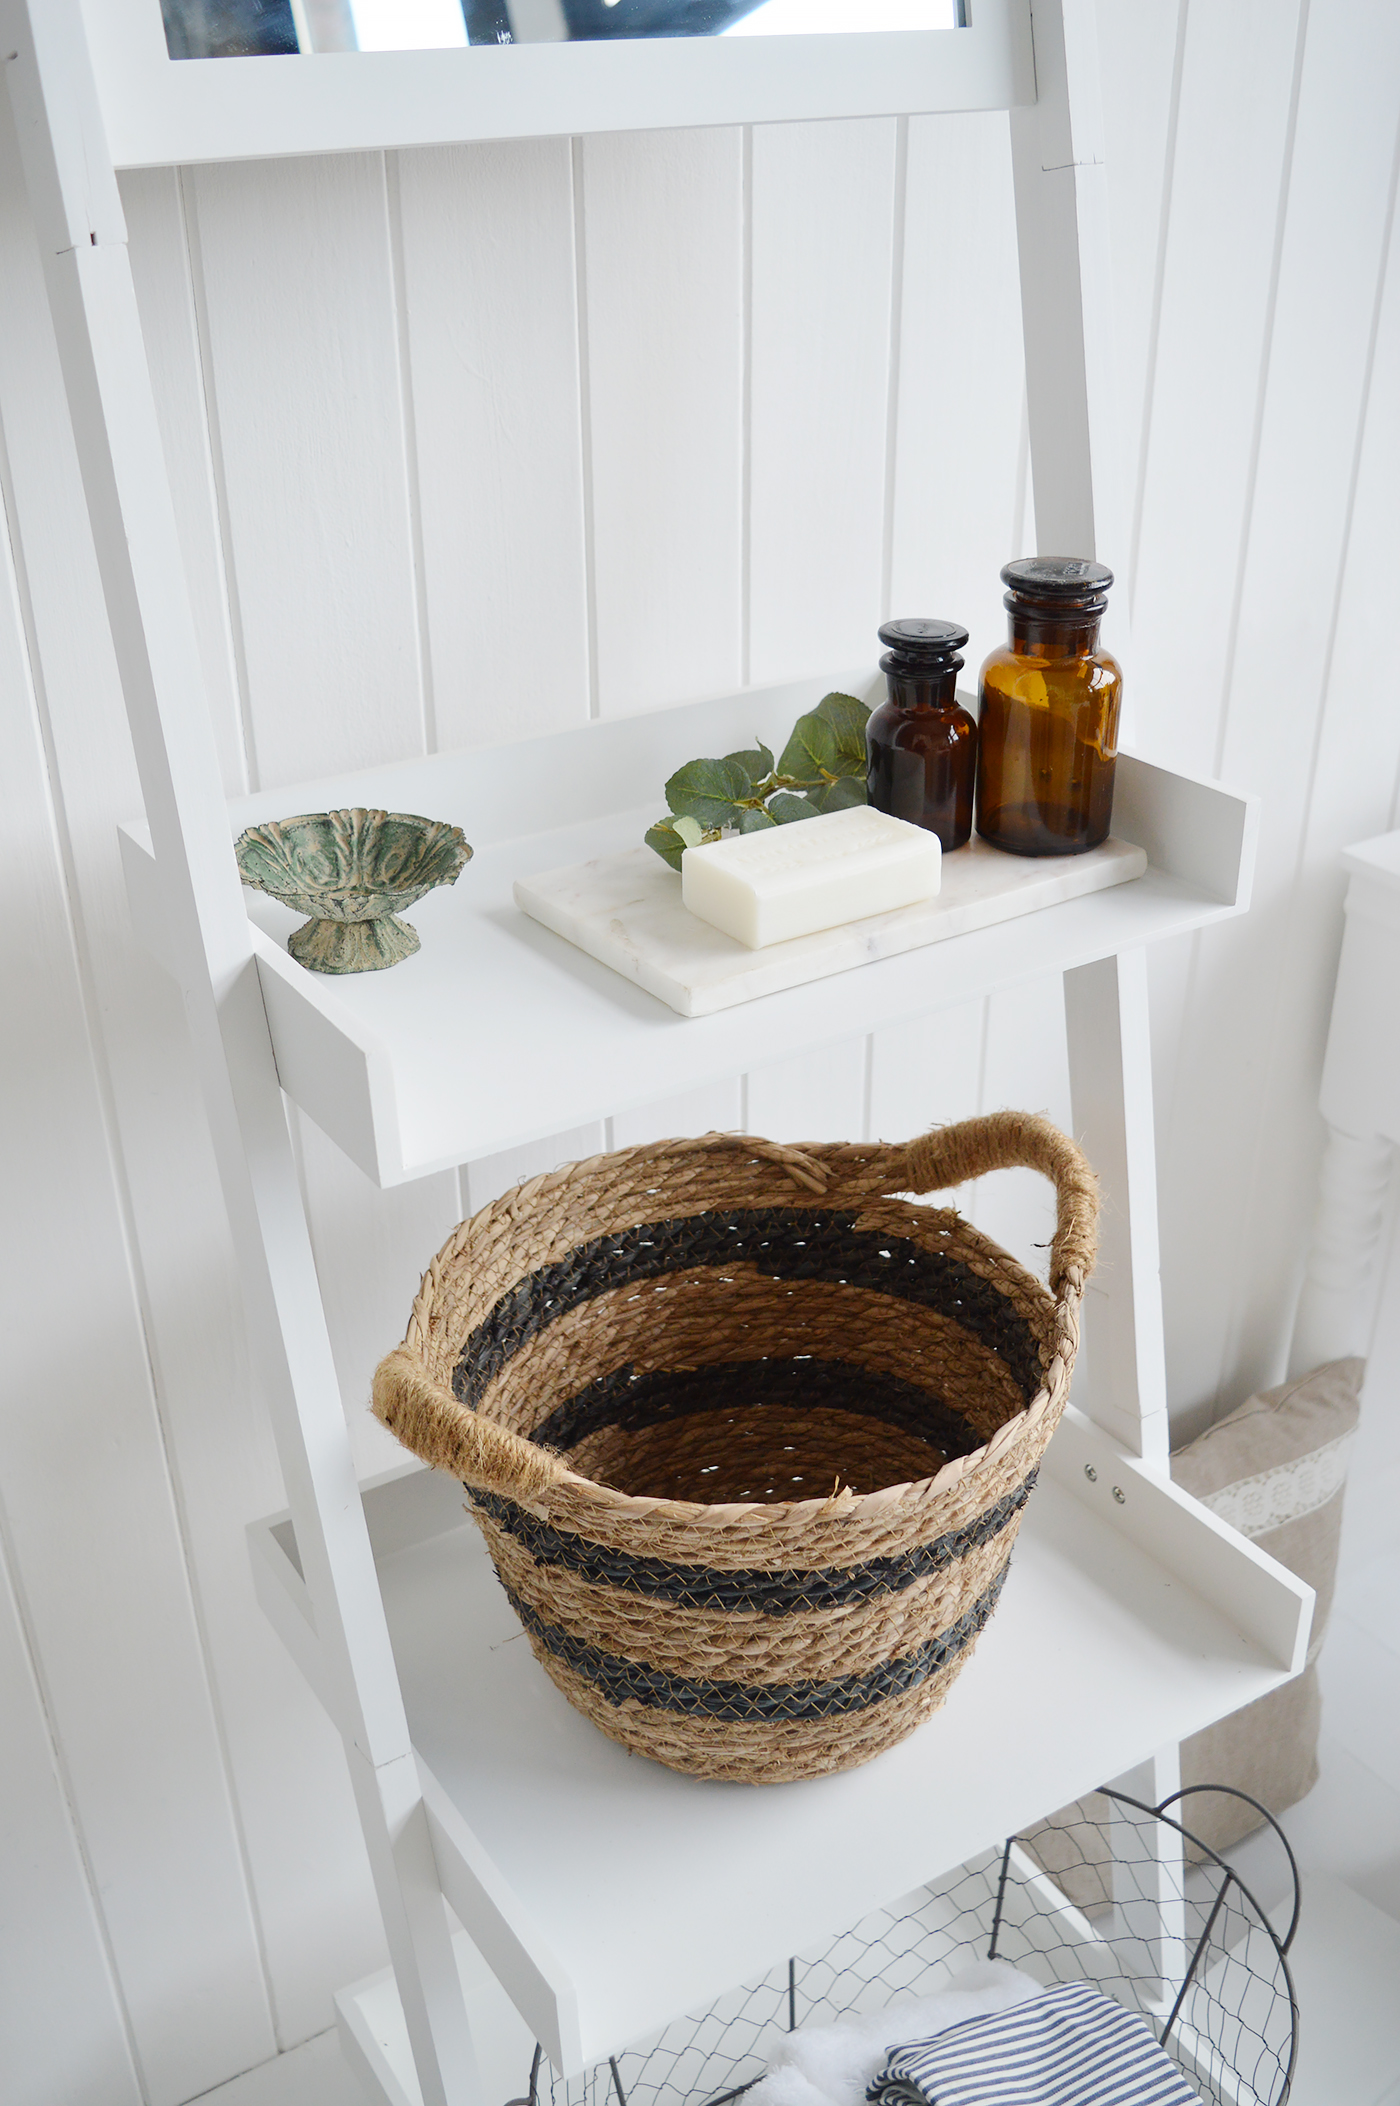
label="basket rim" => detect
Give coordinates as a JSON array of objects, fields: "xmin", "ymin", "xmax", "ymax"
[{"xmin": 372, "ymin": 1114, "xmax": 1094, "ymax": 1525}]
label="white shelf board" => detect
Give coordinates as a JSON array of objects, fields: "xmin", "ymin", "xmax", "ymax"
[
  {"xmin": 249, "ymin": 1409, "xmax": 1309, "ymax": 2078},
  {"xmin": 121, "ymin": 672, "xmax": 1257, "ymax": 1187}
]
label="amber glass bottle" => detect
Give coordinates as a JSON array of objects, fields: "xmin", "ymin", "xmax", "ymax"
[
  {"xmin": 865, "ymin": 618, "xmax": 976, "ymax": 851},
  {"xmin": 976, "ymin": 559, "xmax": 1121, "ymax": 856}
]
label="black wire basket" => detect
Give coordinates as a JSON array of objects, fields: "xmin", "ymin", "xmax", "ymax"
[{"xmin": 518, "ymin": 1786, "xmax": 1300, "ymax": 2106}]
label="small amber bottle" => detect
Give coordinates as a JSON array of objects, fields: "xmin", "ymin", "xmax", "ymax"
[
  {"xmin": 865, "ymin": 618, "xmax": 976, "ymax": 851},
  {"xmin": 975, "ymin": 558, "xmax": 1121, "ymax": 856}
]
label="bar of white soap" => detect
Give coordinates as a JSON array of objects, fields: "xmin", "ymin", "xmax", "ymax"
[{"xmin": 681, "ymin": 805, "xmax": 941, "ymax": 950}]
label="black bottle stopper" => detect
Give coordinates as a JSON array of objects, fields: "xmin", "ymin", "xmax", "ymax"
[
  {"xmin": 1000, "ymin": 558, "xmax": 1113, "ymax": 618},
  {"xmin": 877, "ymin": 617, "xmax": 970, "ymax": 678}
]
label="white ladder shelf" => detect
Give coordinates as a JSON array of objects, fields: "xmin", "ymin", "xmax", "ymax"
[{"xmin": 0, "ymin": 6, "xmax": 1312, "ymax": 2105}]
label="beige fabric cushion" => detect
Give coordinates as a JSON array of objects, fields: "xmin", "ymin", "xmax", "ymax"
[
  {"xmin": 1172, "ymin": 1356, "xmax": 1362, "ymax": 1640},
  {"xmin": 1173, "ymin": 1355, "xmax": 1361, "ymax": 1853},
  {"xmin": 1022, "ymin": 1358, "xmax": 1362, "ymax": 1893}
]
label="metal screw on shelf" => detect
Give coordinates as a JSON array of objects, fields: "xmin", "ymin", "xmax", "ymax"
[
  {"xmin": 1113, "ymin": 1486, "xmax": 1126, "ymax": 1504},
  {"xmin": 1084, "ymin": 1464, "xmax": 1098, "ymax": 1482}
]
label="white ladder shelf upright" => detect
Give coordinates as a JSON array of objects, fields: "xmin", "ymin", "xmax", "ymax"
[{"xmin": 0, "ymin": 6, "xmax": 1311, "ymax": 2105}]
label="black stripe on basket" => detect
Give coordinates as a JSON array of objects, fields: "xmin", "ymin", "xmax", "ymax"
[
  {"xmin": 529, "ymin": 1358, "xmax": 984, "ymax": 1462},
  {"xmin": 500, "ymin": 1561, "xmax": 1010, "ymax": 1722},
  {"xmin": 452, "ymin": 1207, "xmax": 1043, "ymax": 1412},
  {"xmin": 469, "ymin": 1471, "xmax": 1035, "ymax": 1616}
]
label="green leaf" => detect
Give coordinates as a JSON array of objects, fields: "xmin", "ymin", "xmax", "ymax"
[
  {"xmin": 650, "ymin": 702, "xmax": 870, "ymax": 866},
  {"xmin": 645, "ymin": 813, "xmax": 708, "ymax": 870},
  {"xmin": 664, "ymin": 756, "xmax": 753, "ymax": 828},
  {"xmin": 644, "ymin": 818, "xmax": 686, "ymax": 871},
  {"xmin": 810, "ymin": 773, "xmax": 868, "ymax": 814},
  {"xmin": 777, "ymin": 691, "xmax": 870, "ymax": 789},
  {"xmin": 776, "ymin": 714, "xmax": 838, "ymax": 789},
  {"xmin": 767, "ymin": 791, "xmax": 819, "ymax": 824},
  {"xmin": 723, "ymin": 742, "xmax": 775, "ymax": 789},
  {"xmin": 814, "ymin": 690, "xmax": 870, "ymax": 754}
]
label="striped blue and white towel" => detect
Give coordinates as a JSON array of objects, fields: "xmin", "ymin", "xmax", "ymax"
[{"xmin": 866, "ymin": 1979, "xmax": 1202, "ymax": 2106}]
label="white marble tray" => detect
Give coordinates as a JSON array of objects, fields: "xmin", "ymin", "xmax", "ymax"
[{"xmin": 514, "ymin": 833, "xmax": 1148, "ymax": 1017}]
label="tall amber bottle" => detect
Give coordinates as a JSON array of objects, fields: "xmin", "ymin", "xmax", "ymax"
[
  {"xmin": 865, "ymin": 618, "xmax": 976, "ymax": 851},
  {"xmin": 976, "ymin": 559, "xmax": 1121, "ymax": 856}
]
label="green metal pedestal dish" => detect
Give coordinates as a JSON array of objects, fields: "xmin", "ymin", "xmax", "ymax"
[{"xmin": 234, "ymin": 808, "xmax": 472, "ymax": 973}]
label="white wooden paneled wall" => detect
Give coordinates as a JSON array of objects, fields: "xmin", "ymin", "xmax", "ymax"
[{"xmin": 1, "ymin": 5, "xmax": 1398, "ymax": 2100}]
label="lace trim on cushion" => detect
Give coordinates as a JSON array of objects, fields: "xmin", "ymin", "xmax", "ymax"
[{"xmin": 1199, "ymin": 1430, "xmax": 1355, "ymax": 1539}]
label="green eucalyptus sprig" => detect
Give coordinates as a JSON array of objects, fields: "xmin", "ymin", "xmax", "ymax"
[{"xmin": 645, "ymin": 691, "xmax": 870, "ymax": 871}]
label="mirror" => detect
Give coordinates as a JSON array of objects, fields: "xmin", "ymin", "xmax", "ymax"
[
  {"xmin": 97, "ymin": 0, "xmax": 1016, "ymax": 173},
  {"xmin": 162, "ymin": 0, "xmax": 958, "ymax": 59}
]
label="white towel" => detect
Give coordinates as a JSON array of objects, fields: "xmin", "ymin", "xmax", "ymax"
[
  {"xmin": 866, "ymin": 1978, "xmax": 1203, "ymax": 2106},
  {"xmin": 743, "ymin": 1963, "xmax": 1042, "ymax": 2106}
]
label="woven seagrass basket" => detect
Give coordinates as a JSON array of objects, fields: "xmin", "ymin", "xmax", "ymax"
[{"xmin": 372, "ymin": 1110, "xmax": 1097, "ymax": 1785}]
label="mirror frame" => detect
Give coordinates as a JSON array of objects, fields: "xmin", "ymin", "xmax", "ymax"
[{"xmin": 81, "ymin": 0, "xmax": 1033, "ymax": 168}]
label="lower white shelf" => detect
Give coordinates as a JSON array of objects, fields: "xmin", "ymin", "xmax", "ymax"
[{"xmin": 250, "ymin": 1408, "xmax": 1310, "ymax": 2080}]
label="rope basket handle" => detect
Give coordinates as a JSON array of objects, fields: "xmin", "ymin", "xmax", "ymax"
[
  {"xmin": 899, "ymin": 1110, "xmax": 1098, "ymax": 1295},
  {"xmin": 373, "ymin": 1346, "xmax": 565, "ymax": 1505},
  {"xmin": 671, "ymin": 1112, "xmax": 1097, "ymax": 1295}
]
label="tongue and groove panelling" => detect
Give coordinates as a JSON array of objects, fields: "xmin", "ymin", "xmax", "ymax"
[{"xmin": 3, "ymin": 8, "xmax": 1399, "ymax": 2099}]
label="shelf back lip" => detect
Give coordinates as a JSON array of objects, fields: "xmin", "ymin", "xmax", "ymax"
[
  {"xmin": 86, "ymin": 2, "xmax": 1035, "ymax": 171},
  {"xmin": 215, "ymin": 667, "xmax": 881, "ymax": 852},
  {"xmin": 1046, "ymin": 1407, "xmax": 1314, "ymax": 1675},
  {"xmin": 133, "ymin": 688, "xmax": 1254, "ymax": 905},
  {"xmin": 1111, "ymin": 753, "xmax": 1259, "ymax": 910}
]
